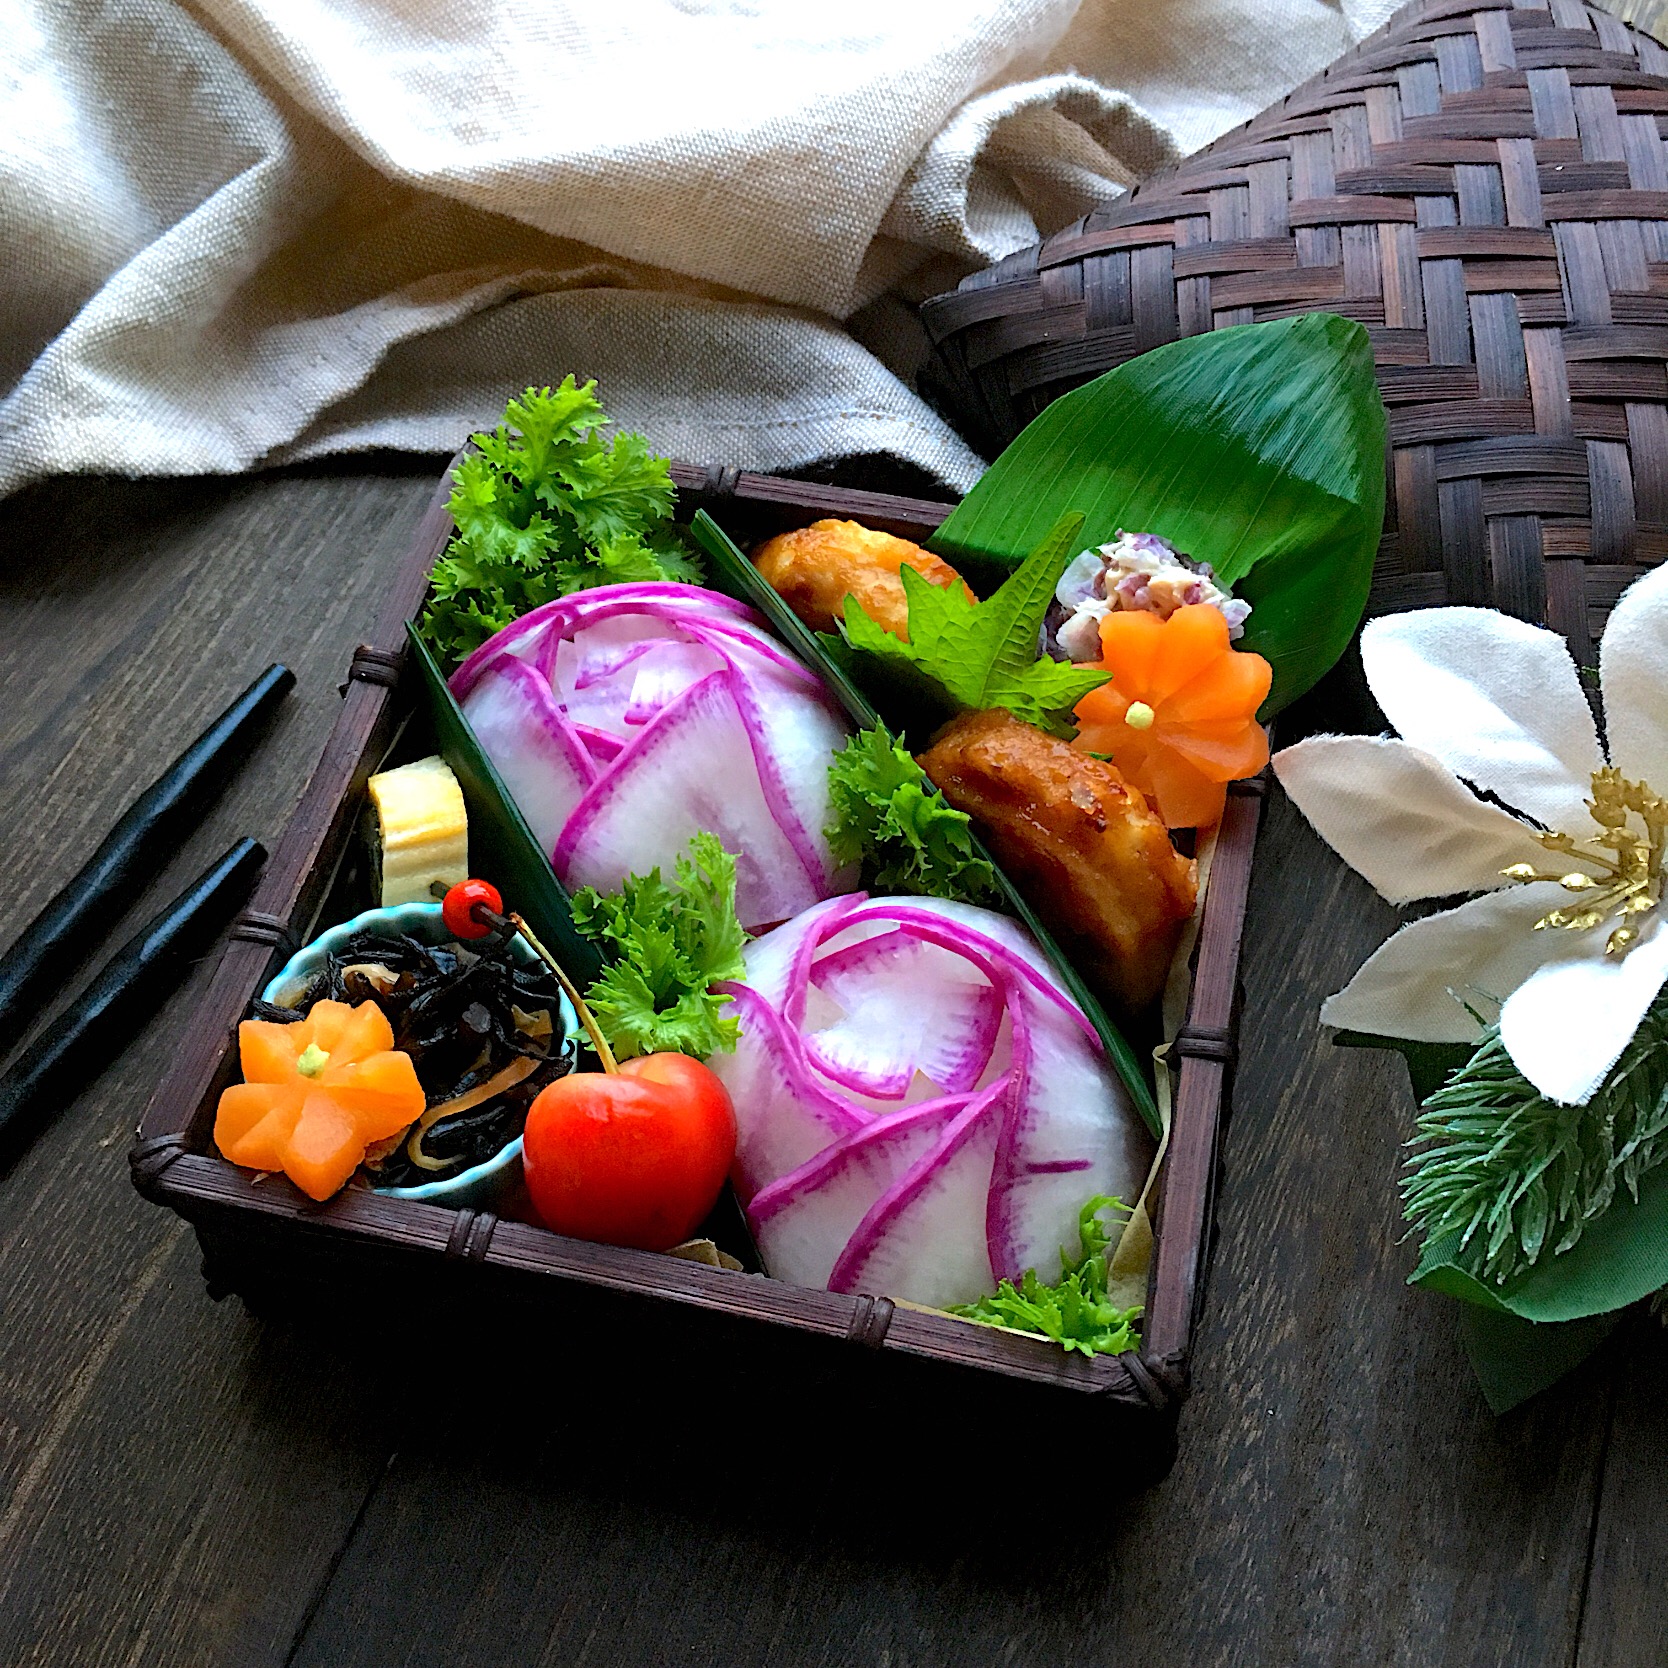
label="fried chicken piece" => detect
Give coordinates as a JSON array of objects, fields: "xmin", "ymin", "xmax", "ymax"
[
  {"xmin": 752, "ymin": 519, "xmax": 972, "ymax": 641},
  {"xmin": 918, "ymin": 708, "xmax": 1197, "ymax": 1015}
]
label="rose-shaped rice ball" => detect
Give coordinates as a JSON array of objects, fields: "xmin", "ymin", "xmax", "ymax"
[
  {"xmin": 449, "ymin": 583, "xmax": 853, "ymax": 931},
  {"xmin": 709, "ymin": 893, "xmax": 1153, "ymax": 1309}
]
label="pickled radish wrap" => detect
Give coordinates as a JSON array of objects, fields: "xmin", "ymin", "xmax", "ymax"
[
  {"xmin": 449, "ymin": 584, "xmax": 853, "ymax": 931},
  {"xmin": 709, "ymin": 894, "xmax": 1152, "ymax": 1309}
]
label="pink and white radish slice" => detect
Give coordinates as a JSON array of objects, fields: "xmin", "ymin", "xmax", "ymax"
[
  {"xmin": 460, "ymin": 654, "xmax": 595, "ymax": 856},
  {"xmin": 710, "ymin": 895, "xmax": 1152, "ymax": 1308},
  {"xmin": 802, "ymin": 929, "xmax": 1003, "ymax": 1100},
  {"xmin": 450, "ymin": 583, "xmax": 853, "ymax": 931}
]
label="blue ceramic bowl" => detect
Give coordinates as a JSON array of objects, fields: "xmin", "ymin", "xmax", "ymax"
[{"xmin": 264, "ymin": 901, "xmax": 575, "ymax": 1212}]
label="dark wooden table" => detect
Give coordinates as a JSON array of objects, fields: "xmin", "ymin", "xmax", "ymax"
[{"xmin": 1, "ymin": 462, "xmax": 1662, "ymax": 1668}]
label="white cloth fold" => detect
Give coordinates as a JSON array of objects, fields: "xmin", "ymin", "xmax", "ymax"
[{"xmin": 0, "ymin": 0, "xmax": 1397, "ymax": 498}]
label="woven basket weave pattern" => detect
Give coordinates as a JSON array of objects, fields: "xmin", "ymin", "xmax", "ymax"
[{"xmin": 921, "ymin": 0, "xmax": 1668, "ymax": 662}]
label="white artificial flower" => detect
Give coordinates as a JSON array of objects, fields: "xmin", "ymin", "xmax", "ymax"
[{"xmin": 1272, "ymin": 562, "xmax": 1668, "ymax": 1106}]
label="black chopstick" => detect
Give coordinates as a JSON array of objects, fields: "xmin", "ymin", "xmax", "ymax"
[
  {"xmin": 0, "ymin": 837, "xmax": 266, "ymax": 1174},
  {"xmin": 0, "ymin": 664, "xmax": 292, "ymax": 1036}
]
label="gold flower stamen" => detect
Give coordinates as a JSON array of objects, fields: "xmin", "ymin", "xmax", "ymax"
[{"xmin": 1500, "ymin": 768, "xmax": 1666, "ymax": 955}]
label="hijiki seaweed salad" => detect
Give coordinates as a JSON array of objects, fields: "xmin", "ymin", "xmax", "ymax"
[
  {"xmin": 254, "ymin": 925, "xmax": 577, "ymax": 1190},
  {"xmin": 213, "ymin": 323, "xmax": 1386, "ymax": 1358}
]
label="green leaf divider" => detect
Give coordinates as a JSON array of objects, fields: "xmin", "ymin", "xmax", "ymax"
[
  {"xmin": 405, "ymin": 622, "xmax": 603, "ymax": 987},
  {"xmin": 688, "ymin": 509, "xmax": 1160, "ymax": 1136},
  {"xmin": 924, "ymin": 313, "xmax": 1387, "ymax": 718},
  {"xmin": 689, "ymin": 512, "xmax": 883, "ymax": 729}
]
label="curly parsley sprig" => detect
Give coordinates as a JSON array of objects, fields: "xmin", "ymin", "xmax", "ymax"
[
  {"xmin": 826, "ymin": 724, "xmax": 996, "ymax": 905},
  {"xmin": 420, "ymin": 379, "xmax": 702, "ymax": 667},
  {"xmin": 570, "ymin": 834, "xmax": 748, "ymax": 1062},
  {"xmin": 951, "ymin": 1195, "xmax": 1141, "ymax": 1356}
]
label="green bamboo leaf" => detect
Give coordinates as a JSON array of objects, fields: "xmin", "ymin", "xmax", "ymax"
[
  {"xmin": 927, "ymin": 314, "xmax": 1387, "ymax": 717},
  {"xmin": 405, "ymin": 624, "xmax": 603, "ymax": 985}
]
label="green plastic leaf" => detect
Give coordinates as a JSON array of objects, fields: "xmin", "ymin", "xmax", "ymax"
[
  {"xmin": 1411, "ymin": 1156, "xmax": 1668, "ymax": 1323},
  {"xmin": 405, "ymin": 623, "xmax": 602, "ymax": 985},
  {"xmin": 1332, "ymin": 1030, "xmax": 1474, "ymax": 1105},
  {"xmin": 927, "ymin": 314, "xmax": 1387, "ymax": 716},
  {"xmin": 687, "ymin": 510, "xmax": 1160, "ymax": 1135},
  {"xmin": 1458, "ymin": 1303, "xmax": 1622, "ymax": 1415},
  {"xmin": 828, "ymin": 511, "xmax": 1105, "ymax": 738}
]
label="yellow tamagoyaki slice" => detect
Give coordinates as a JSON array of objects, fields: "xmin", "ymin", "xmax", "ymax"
[{"xmin": 366, "ymin": 755, "xmax": 468, "ymax": 907}]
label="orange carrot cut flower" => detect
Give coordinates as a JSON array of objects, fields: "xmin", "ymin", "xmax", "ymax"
[
  {"xmin": 214, "ymin": 998, "xmax": 426, "ymax": 1201},
  {"xmin": 1073, "ymin": 604, "xmax": 1271, "ymax": 830}
]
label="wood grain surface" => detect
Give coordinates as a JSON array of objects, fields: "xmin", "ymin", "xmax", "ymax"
[{"xmin": 1, "ymin": 463, "xmax": 1663, "ymax": 1667}]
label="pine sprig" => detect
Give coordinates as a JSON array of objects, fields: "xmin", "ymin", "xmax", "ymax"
[{"xmin": 1402, "ymin": 988, "xmax": 1668, "ymax": 1285}]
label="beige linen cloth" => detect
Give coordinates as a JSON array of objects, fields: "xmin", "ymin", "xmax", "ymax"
[{"xmin": 1, "ymin": 0, "xmax": 1396, "ymax": 498}]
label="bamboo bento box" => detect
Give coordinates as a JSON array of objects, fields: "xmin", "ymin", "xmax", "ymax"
[{"xmin": 128, "ymin": 462, "xmax": 1261, "ymax": 1479}]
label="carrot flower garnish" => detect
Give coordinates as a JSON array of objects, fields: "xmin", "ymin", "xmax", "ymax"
[
  {"xmin": 1072, "ymin": 604, "xmax": 1271, "ymax": 830},
  {"xmin": 214, "ymin": 999, "xmax": 426, "ymax": 1201}
]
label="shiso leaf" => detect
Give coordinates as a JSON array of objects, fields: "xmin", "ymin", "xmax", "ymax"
[
  {"xmin": 824, "ymin": 510, "xmax": 1105, "ymax": 738},
  {"xmin": 926, "ymin": 314, "xmax": 1387, "ymax": 717},
  {"xmin": 950, "ymin": 1195, "xmax": 1142, "ymax": 1357},
  {"xmin": 825, "ymin": 723, "xmax": 997, "ymax": 906},
  {"xmin": 687, "ymin": 510, "xmax": 1160, "ymax": 1135}
]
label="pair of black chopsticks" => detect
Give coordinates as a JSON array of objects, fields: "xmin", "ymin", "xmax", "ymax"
[{"xmin": 0, "ymin": 665, "xmax": 293, "ymax": 1173}]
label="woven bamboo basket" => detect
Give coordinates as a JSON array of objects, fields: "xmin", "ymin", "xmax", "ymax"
[
  {"xmin": 128, "ymin": 463, "xmax": 1263, "ymax": 1476},
  {"xmin": 920, "ymin": 0, "xmax": 1668, "ymax": 662}
]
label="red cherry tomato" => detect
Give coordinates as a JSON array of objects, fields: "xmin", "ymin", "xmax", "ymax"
[
  {"xmin": 521, "ymin": 1053, "xmax": 737, "ymax": 1251},
  {"xmin": 441, "ymin": 878, "xmax": 503, "ymax": 939}
]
